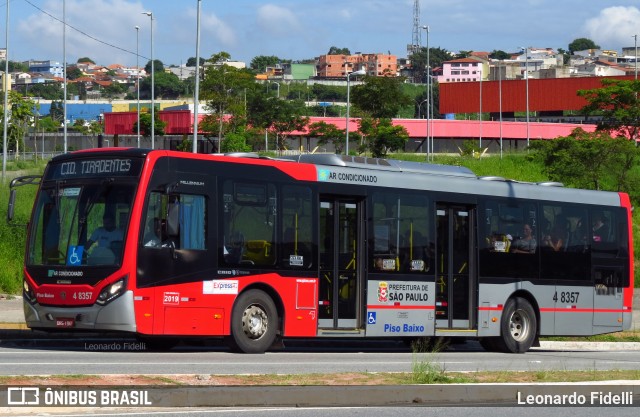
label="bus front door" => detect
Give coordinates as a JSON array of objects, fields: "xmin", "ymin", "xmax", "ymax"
[
  {"xmin": 435, "ymin": 204, "xmax": 476, "ymax": 330},
  {"xmin": 318, "ymin": 198, "xmax": 362, "ymax": 330}
]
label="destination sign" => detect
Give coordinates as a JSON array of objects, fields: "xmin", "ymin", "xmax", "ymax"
[{"xmin": 46, "ymin": 158, "xmax": 143, "ymax": 180}]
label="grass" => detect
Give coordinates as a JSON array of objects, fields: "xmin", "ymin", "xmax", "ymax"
[
  {"xmin": 543, "ymin": 331, "xmax": 640, "ymax": 343},
  {"xmin": 2, "ymin": 369, "xmax": 639, "ymax": 386}
]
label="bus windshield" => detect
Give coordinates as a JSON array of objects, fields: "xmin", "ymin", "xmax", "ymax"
[{"xmin": 28, "ymin": 181, "xmax": 136, "ymax": 268}]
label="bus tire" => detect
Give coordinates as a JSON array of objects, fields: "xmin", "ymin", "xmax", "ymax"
[
  {"xmin": 230, "ymin": 289, "xmax": 278, "ymax": 354},
  {"xmin": 478, "ymin": 337, "xmax": 500, "ymax": 352},
  {"xmin": 496, "ymin": 297, "xmax": 537, "ymax": 353}
]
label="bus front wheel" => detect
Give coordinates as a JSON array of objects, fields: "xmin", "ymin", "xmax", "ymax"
[
  {"xmin": 496, "ymin": 297, "xmax": 537, "ymax": 353},
  {"xmin": 230, "ymin": 289, "xmax": 278, "ymax": 354}
]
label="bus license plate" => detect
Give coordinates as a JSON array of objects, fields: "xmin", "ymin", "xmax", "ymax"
[{"xmin": 55, "ymin": 318, "xmax": 75, "ymax": 328}]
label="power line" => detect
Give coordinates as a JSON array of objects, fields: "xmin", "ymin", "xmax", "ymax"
[{"xmin": 22, "ymin": 0, "xmax": 148, "ymax": 61}]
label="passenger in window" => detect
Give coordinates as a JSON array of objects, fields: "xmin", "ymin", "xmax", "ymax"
[
  {"xmin": 511, "ymin": 224, "xmax": 537, "ymax": 254},
  {"xmin": 592, "ymin": 214, "xmax": 609, "ymax": 243},
  {"xmin": 87, "ymin": 213, "xmax": 123, "ymax": 250},
  {"xmin": 225, "ymin": 230, "xmax": 245, "ymax": 264},
  {"xmin": 543, "ymin": 224, "xmax": 564, "ymax": 252}
]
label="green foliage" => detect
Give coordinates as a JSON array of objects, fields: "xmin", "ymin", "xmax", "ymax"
[
  {"xmin": 199, "ymin": 52, "xmax": 257, "ymax": 140},
  {"xmin": 77, "ymin": 57, "xmax": 95, "ymax": 64},
  {"xmin": 408, "ymin": 46, "xmax": 452, "ymax": 83},
  {"xmin": 186, "ymin": 57, "xmax": 206, "ymax": 67},
  {"xmin": 351, "ymin": 76, "xmax": 413, "ymax": 119},
  {"xmin": 308, "ymin": 121, "xmax": 347, "ymax": 154},
  {"xmin": 250, "ymin": 55, "xmax": 281, "ymax": 72},
  {"xmin": 66, "ymin": 67, "xmax": 83, "ymax": 80},
  {"xmin": 578, "ymin": 78, "xmax": 640, "ymax": 141},
  {"xmin": 144, "ymin": 59, "xmax": 165, "ymax": 74},
  {"xmin": 327, "ymin": 46, "xmax": 350, "ymax": 55},
  {"xmin": 25, "ymin": 83, "xmax": 64, "ymax": 100},
  {"xmin": 0, "ymin": 92, "xmax": 37, "ymax": 154},
  {"xmin": 143, "ymin": 71, "xmax": 184, "ymax": 99},
  {"xmin": 0, "ymin": 162, "xmax": 47, "ymax": 293},
  {"xmin": 358, "ymin": 117, "xmax": 409, "ymax": 157},
  {"xmin": 221, "ymin": 131, "xmax": 252, "ymax": 153},
  {"xmin": 133, "ymin": 112, "xmax": 167, "ymax": 138},
  {"xmin": 568, "ymin": 38, "xmax": 600, "ymax": 54},
  {"xmin": 489, "ymin": 50, "xmax": 511, "ymax": 60},
  {"xmin": 528, "ymin": 128, "xmax": 640, "ymax": 198}
]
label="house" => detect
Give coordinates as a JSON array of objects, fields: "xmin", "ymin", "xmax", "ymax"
[
  {"xmin": 28, "ymin": 60, "xmax": 63, "ymax": 78},
  {"xmin": 316, "ymin": 53, "xmax": 398, "ymax": 77},
  {"xmin": 438, "ymin": 57, "xmax": 487, "ymax": 83}
]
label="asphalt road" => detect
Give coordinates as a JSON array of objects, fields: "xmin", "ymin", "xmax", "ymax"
[{"xmin": 1, "ymin": 339, "xmax": 640, "ymax": 375}]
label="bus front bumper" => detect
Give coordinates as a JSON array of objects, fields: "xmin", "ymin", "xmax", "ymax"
[{"xmin": 24, "ymin": 290, "xmax": 137, "ymax": 333}]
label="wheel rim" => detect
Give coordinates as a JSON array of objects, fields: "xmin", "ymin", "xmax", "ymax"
[
  {"xmin": 242, "ymin": 304, "xmax": 268, "ymax": 340},
  {"xmin": 509, "ymin": 309, "xmax": 530, "ymax": 342}
]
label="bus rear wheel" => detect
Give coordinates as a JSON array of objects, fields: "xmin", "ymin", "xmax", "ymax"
[
  {"xmin": 230, "ymin": 289, "xmax": 278, "ymax": 354},
  {"xmin": 496, "ymin": 297, "xmax": 537, "ymax": 353}
]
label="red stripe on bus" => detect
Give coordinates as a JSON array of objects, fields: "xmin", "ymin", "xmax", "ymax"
[
  {"xmin": 539, "ymin": 308, "xmax": 627, "ymax": 313},
  {"xmin": 367, "ymin": 305, "xmax": 435, "ymax": 310},
  {"xmin": 478, "ymin": 306, "xmax": 503, "ymax": 311}
]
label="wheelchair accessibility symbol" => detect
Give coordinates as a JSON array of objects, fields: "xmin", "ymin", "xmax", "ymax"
[
  {"xmin": 367, "ymin": 312, "xmax": 377, "ymax": 325},
  {"xmin": 66, "ymin": 246, "xmax": 84, "ymax": 266}
]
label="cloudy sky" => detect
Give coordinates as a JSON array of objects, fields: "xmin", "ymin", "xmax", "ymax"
[{"xmin": 3, "ymin": 0, "xmax": 640, "ymax": 67}]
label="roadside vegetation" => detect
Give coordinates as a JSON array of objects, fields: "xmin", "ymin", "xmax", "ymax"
[{"xmin": 0, "ymin": 368, "xmax": 638, "ymax": 386}]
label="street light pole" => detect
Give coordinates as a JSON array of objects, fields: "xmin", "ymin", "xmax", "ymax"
[
  {"xmin": 499, "ymin": 61, "xmax": 503, "ymax": 159},
  {"xmin": 345, "ymin": 69, "xmax": 365, "ymax": 155},
  {"xmin": 479, "ymin": 65, "xmax": 483, "ymax": 149},
  {"xmin": 143, "ymin": 11, "xmax": 154, "ymax": 149},
  {"xmin": 135, "ymin": 26, "xmax": 140, "ymax": 148},
  {"xmin": 192, "ymin": 0, "xmax": 201, "ymax": 153},
  {"xmin": 634, "ymin": 34, "xmax": 638, "ymax": 80},
  {"xmin": 2, "ymin": 0, "xmax": 9, "ymax": 182},
  {"xmin": 422, "ymin": 25, "xmax": 430, "ymax": 160},
  {"xmin": 521, "ymin": 46, "xmax": 530, "ymax": 149},
  {"xmin": 63, "ymin": 0, "xmax": 67, "ymax": 153}
]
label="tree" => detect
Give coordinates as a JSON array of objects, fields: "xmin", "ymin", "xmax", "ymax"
[
  {"xmin": 199, "ymin": 52, "xmax": 257, "ymax": 141},
  {"xmin": 36, "ymin": 116, "xmax": 60, "ymax": 132},
  {"xmin": 0, "ymin": 60, "xmax": 29, "ymax": 73},
  {"xmin": 26, "ymin": 83, "xmax": 64, "ymax": 100},
  {"xmin": 49, "ymin": 101, "xmax": 64, "ymax": 123},
  {"xmin": 308, "ymin": 121, "xmax": 347, "ymax": 154},
  {"xmin": 144, "ymin": 59, "xmax": 165, "ymax": 74},
  {"xmin": 568, "ymin": 38, "xmax": 600, "ymax": 54},
  {"xmin": 358, "ymin": 117, "xmax": 409, "ymax": 157},
  {"xmin": 141, "ymin": 71, "xmax": 184, "ymax": 99},
  {"xmin": 102, "ymin": 82, "xmax": 127, "ymax": 99},
  {"xmin": 350, "ymin": 75, "xmax": 413, "ymax": 119},
  {"xmin": 0, "ymin": 91, "xmax": 36, "ymax": 156},
  {"xmin": 133, "ymin": 112, "xmax": 167, "ymax": 138},
  {"xmin": 77, "ymin": 57, "xmax": 95, "ymax": 64},
  {"xmin": 578, "ymin": 78, "xmax": 640, "ymax": 141},
  {"xmin": 250, "ymin": 55, "xmax": 280, "ymax": 72},
  {"xmin": 409, "ymin": 46, "xmax": 451, "ymax": 83},
  {"xmin": 186, "ymin": 57, "xmax": 206, "ymax": 67},
  {"xmin": 529, "ymin": 128, "xmax": 640, "ymax": 198},
  {"xmin": 327, "ymin": 46, "xmax": 350, "ymax": 55},
  {"xmin": 66, "ymin": 67, "xmax": 83, "ymax": 80},
  {"xmin": 489, "ymin": 50, "xmax": 510, "ymax": 60}
]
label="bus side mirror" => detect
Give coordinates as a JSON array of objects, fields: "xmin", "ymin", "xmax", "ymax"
[{"xmin": 7, "ymin": 189, "xmax": 16, "ymax": 222}]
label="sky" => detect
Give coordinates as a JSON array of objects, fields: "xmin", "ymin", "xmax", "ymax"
[{"xmin": 2, "ymin": 0, "xmax": 640, "ymax": 68}]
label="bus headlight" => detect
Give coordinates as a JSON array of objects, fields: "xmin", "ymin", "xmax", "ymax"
[
  {"xmin": 96, "ymin": 276, "xmax": 127, "ymax": 306},
  {"xmin": 23, "ymin": 279, "xmax": 36, "ymax": 304}
]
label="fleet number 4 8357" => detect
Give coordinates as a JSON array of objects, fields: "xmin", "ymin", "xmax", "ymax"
[
  {"xmin": 553, "ymin": 291, "xmax": 579, "ymax": 303},
  {"xmin": 73, "ymin": 291, "xmax": 92, "ymax": 300}
]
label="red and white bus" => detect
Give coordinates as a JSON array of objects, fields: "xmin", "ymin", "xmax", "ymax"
[{"xmin": 9, "ymin": 149, "xmax": 634, "ymax": 353}]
